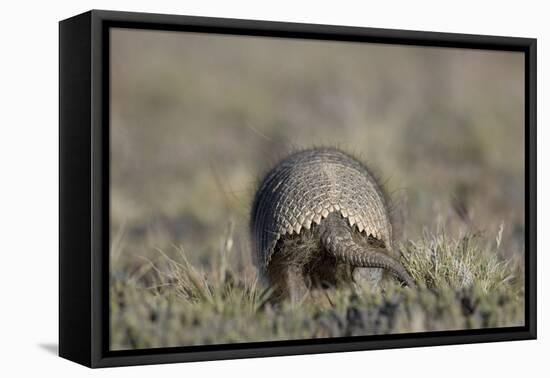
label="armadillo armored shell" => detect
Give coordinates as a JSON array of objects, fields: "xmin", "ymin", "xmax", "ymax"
[{"xmin": 250, "ymin": 147, "xmax": 393, "ymax": 271}]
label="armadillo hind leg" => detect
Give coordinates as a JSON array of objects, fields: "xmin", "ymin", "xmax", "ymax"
[
  {"xmin": 286, "ymin": 265, "xmax": 309, "ymax": 304},
  {"xmin": 320, "ymin": 212, "xmax": 416, "ymax": 288},
  {"xmin": 266, "ymin": 256, "xmax": 309, "ymax": 303},
  {"xmin": 352, "ymin": 267, "xmax": 384, "ymax": 289}
]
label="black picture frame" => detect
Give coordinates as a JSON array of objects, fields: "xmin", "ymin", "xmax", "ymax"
[{"xmin": 59, "ymin": 9, "xmax": 537, "ymax": 368}]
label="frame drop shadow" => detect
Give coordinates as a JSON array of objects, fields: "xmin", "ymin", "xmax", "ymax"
[{"xmin": 38, "ymin": 343, "xmax": 58, "ymax": 355}]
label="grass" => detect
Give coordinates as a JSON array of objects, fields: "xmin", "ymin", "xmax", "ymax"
[{"xmin": 110, "ymin": 227, "xmax": 524, "ymax": 350}]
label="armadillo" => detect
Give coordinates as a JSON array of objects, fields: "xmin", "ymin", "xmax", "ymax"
[{"xmin": 250, "ymin": 147, "xmax": 414, "ymax": 301}]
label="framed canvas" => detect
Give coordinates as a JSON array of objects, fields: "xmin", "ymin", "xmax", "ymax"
[{"xmin": 59, "ymin": 10, "xmax": 537, "ymax": 368}]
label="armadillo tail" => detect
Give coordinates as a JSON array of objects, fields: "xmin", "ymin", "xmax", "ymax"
[{"xmin": 320, "ymin": 212, "xmax": 415, "ymax": 288}]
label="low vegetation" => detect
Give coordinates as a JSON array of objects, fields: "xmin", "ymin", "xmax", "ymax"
[{"xmin": 110, "ymin": 227, "xmax": 524, "ymax": 350}]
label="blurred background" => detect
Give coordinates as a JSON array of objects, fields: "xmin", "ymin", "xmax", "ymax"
[{"xmin": 110, "ymin": 27, "xmax": 525, "ymax": 282}]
